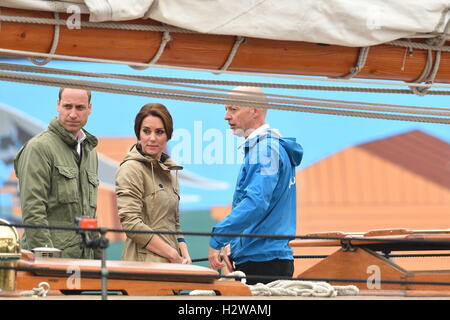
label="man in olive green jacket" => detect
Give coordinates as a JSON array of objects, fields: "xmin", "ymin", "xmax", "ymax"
[{"xmin": 14, "ymin": 88, "xmax": 100, "ymax": 259}]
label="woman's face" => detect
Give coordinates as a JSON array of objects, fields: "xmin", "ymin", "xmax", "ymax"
[{"xmin": 139, "ymin": 115, "xmax": 168, "ymax": 159}]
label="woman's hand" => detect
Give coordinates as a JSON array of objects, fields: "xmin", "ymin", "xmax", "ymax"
[
  {"xmin": 167, "ymin": 251, "xmax": 184, "ymax": 264},
  {"xmin": 146, "ymin": 235, "xmax": 183, "ymax": 263},
  {"xmin": 178, "ymin": 241, "xmax": 192, "ymax": 264}
]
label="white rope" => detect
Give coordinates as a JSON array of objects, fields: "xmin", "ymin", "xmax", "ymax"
[
  {"xmin": 406, "ymin": 16, "xmax": 450, "ymax": 96},
  {"xmin": 129, "ymin": 30, "xmax": 172, "ymax": 70},
  {"xmin": 27, "ymin": 12, "xmax": 60, "ymax": 66},
  {"xmin": 19, "ymin": 282, "xmax": 50, "ymax": 298},
  {"xmin": 6, "ymin": 61, "xmax": 450, "ymax": 97},
  {"xmin": 3, "ymin": 62, "xmax": 450, "ymax": 116},
  {"xmin": 250, "ymin": 280, "xmax": 359, "ymax": 297},
  {"xmin": 220, "ymin": 36, "xmax": 245, "ymax": 71},
  {"xmin": 1, "ymin": 70, "xmax": 450, "ymax": 124},
  {"xmin": 388, "ymin": 40, "xmax": 450, "ymax": 52},
  {"xmin": 337, "ymin": 47, "xmax": 370, "ymax": 80},
  {"xmin": 0, "ymin": 14, "xmax": 192, "ymax": 33},
  {"xmin": 188, "ymin": 289, "xmax": 217, "ymax": 296},
  {"xmin": 189, "ymin": 272, "xmax": 359, "ymax": 297},
  {"xmin": 407, "ymin": 40, "xmax": 442, "ymax": 96}
]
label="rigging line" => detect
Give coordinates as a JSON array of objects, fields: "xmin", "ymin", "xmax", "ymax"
[
  {"xmin": 3, "ymin": 47, "xmax": 450, "ymax": 90},
  {"xmin": 114, "ymin": 76, "xmax": 450, "ymax": 96},
  {"xmin": 0, "ymin": 14, "xmax": 193, "ymax": 33},
  {"xmin": 164, "ymin": 82, "xmax": 450, "ymax": 115},
  {"xmin": 220, "ymin": 36, "xmax": 245, "ymax": 71},
  {"xmin": 89, "ymin": 68, "xmax": 450, "ymax": 95},
  {"xmin": 406, "ymin": 15, "xmax": 450, "ymax": 96},
  {"xmin": 294, "ymin": 253, "xmax": 450, "ymax": 259},
  {"xmin": 0, "ymin": 75, "xmax": 450, "ymax": 124},
  {"xmin": 335, "ymin": 47, "xmax": 370, "ymax": 80},
  {"xmin": 1, "ymin": 67, "xmax": 449, "ymax": 118},
  {"xmin": 388, "ymin": 39, "xmax": 450, "ymax": 52},
  {"xmin": 219, "ymin": 87, "xmax": 450, "ymax": 116},
  {"xmin": 406, "ymin": 33, "xmax": 450, "ymax": 39},
  {"xmin": 194, "ymin": 252, "xmax": 450, "ymax": 262},
  {"xmin": 2, "ymin": 70, "xmax": 450, "ymax": 123},
  {"xmin": 27, "ymin": 12, "xmax": 60, "ymax": 66},
  {"xmin": 129, "ymin": 29, "xmax": 172, "ymax": 70},
  {"xmin": 3, "ymin": 62, "xmax": 450, "ymax": 114},
  {"xmin": 7, "ymin": 222, "xmax": 450, "ymax": 246}
]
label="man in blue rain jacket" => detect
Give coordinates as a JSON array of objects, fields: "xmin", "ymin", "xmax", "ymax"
[{"xmin": 208, "ymin": 87, "xmax": 303, "ymax": 285}]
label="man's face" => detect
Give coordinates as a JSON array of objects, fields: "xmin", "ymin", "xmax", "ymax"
[
  {"xmin": 224, "ymin": 105, "xmax": 254, "ymax": 137},
  {"xmin": 56, "ymin": 88, "xmax": 91, "ymax": 137}
]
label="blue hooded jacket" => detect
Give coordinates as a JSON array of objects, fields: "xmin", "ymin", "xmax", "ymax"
[{"xmin": 209, "ymin": 130, "xmax": 303, "ymax": 265}]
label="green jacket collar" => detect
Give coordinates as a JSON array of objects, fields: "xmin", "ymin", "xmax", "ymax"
[{"xmin": 48, "ymin": 118, "xmax": 98, "ymax": 150}]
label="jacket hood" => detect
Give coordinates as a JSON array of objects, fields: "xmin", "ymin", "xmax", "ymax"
[
  {"xmin": 280, "ymin": 137, "xmax": 303, "ymax": 167},
  {"xmin": 246, "ymin": 128, "xmax": 303, "ymax": 168},
  {"xmin": 122, "ymin": 144, "xmax": 183, "ymax": 171}
]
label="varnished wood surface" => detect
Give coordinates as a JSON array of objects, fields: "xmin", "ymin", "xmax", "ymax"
[
  {"xmin": 14, "ymin": 250, "xmax": 251, "ymax": 296},
  {"xmin": 297, "ymin": 247, "xmax": 450, "ymax": 295},
  {"xmin": 17, "ymin": 257, "xmax": 218, "ymax": 283},
  {"xmin": 15, "ymin": 272, "xmax": 251, "ymax": 296}
]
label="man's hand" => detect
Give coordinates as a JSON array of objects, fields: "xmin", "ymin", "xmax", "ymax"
[
  {"xmin": 208, "ymin": 247, "xmax": 225, "ymax": 270},
  {"xmin": 220, "ymin": 244, "xmax": 234, "ymax": 272}
]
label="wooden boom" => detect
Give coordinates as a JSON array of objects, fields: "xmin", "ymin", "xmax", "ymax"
[{"xmin": 2, "ymin": 8, "xmax": 450, "ymax": 83}]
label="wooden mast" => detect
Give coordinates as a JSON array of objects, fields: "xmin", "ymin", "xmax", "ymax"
[{"xmin": 1, "ymin": 7, "xmax": 449, "ymax": 83}]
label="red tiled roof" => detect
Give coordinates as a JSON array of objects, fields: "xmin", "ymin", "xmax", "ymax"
[{"xmin": 358, "ymin": 130, "xmax": 450, "ymax": 190}]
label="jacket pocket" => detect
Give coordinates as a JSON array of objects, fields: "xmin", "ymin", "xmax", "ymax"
[
  {"xmin": 87, "ymin": 171, "xmax": 99, "ymax": 208},
  {"xmin": 55, "ymin": 165, "xmax": 79, "ymax": 204}
]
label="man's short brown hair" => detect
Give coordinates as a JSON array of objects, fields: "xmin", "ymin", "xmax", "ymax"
[{"xmin": 58, "ymin": 87, "xmax": 92, "ymax": 103}]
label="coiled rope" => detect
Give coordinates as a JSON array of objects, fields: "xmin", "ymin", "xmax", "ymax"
[
  {"xmin": 19, "ymin": 281, "xmax": 50, "ymax": 297},
  {"xmin": 188, "ymin": 271, "xmax": 359, "ymax": 297}
]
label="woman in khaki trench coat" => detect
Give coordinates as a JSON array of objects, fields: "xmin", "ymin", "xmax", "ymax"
[{"xmin": 115, "ymin": 103, "xmax": 191, "ymax": 263}]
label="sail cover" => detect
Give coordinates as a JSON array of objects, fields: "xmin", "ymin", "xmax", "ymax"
[{"xmin": 2, "ymin": 0, "xmax": 450, "ymax": 46}]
